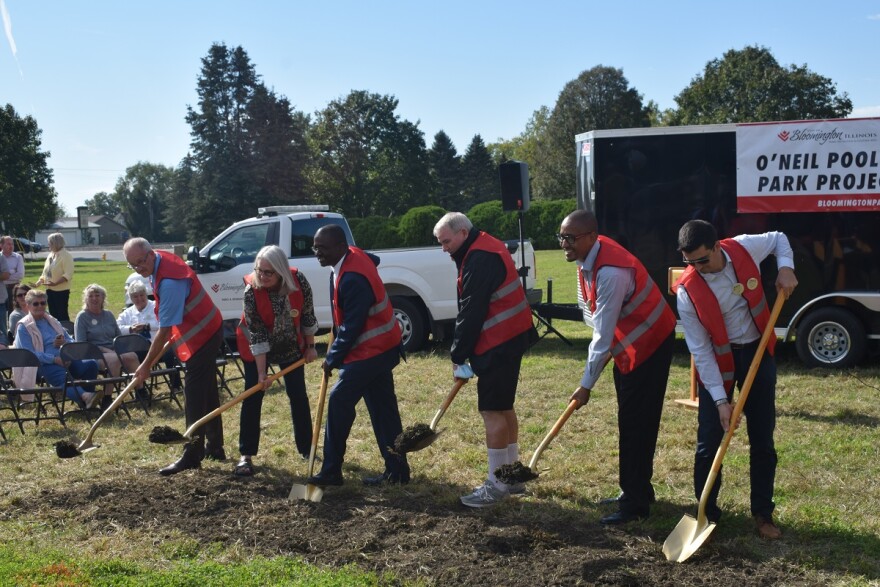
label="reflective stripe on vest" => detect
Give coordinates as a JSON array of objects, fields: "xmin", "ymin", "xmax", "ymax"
[
  {"xmin": 332, "ymin": 247, "xmax": 401, "ymax": 363},
  {"xmin": 153, "ymin": 252, "xmax": 222, "ymax": 362},
  {"xmin": 459, "ymin": 232, "xmax": 533, "ymax": 356},
  {"xmin": 579, "ymin": 236, "xmax": 676, "ymax": 374}
]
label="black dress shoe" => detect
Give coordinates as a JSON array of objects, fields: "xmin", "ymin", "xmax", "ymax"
[
  {"xmin": 599, "ymin": 493, "xmax": 624, "ymax": 505},
  {"xmin": 600, "ymin": 510, "xmax": 648, "ymax": 525},
  {"xmin": 307, "ymin": 471, "xmax": 344, "ymax": 486},
  {"xmin": 363, "ymin": 471, "xmax": 410, "ymax": 486},
  {"xmin": 159, "ymin": 453, "xmax": 202, "ymax": 476},
  {"xmin": 599, "ymin": 492, "xmax": 657, "ymax": 506}
]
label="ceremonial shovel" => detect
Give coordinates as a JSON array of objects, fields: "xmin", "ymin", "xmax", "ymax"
[{"xmin": 663, "ymin": 294, "xmax": 785, "ymax": 562}]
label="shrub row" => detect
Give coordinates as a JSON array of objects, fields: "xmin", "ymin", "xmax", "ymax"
[{"xmin": 348, "ymin": 199, "xmax": 578, "ymax": 250}]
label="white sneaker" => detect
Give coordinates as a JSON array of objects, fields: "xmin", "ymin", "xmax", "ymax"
[{"xmin": 460, "ymin": 481, "xmax": 509, "ymax": 508}]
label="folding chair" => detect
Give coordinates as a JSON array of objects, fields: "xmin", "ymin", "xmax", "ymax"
[
  {"xmin": 0, "ymin": 349, "xmax": 66, "ymax": 439},
  {"xmin": 59, "ymin": 320, "xmax": 75, "ymax": 336},
  {"xmin": 59, "ymin": 341, "xmax": 133, "ymax": 421},
  {"xmin": 113, "ymin": 334, "xmax": 183, "ymax": 410}
]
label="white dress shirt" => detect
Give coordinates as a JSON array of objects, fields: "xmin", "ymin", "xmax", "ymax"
[
  {"xmin": 578, "ymin": 241, "xmax": 636, "ymax": 390},
  {"xmin": 676, "ymin": 232, "xmax": 795, "ymax": 402}
]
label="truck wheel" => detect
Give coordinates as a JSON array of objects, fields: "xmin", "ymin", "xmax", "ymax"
[
  {"xmin": 796, "ymin": 307, "xmax": 866, "ymax": 368},
  {"xmin": 391, "ymin": 296, "xmax": 428, "ymax": 353}
]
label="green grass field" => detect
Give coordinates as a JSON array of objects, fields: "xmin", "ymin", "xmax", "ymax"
[{"xmin": 1, "ymin": 253, "xmax": 878, "ymax": 585}]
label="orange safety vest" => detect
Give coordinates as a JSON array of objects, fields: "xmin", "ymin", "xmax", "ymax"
[
  {"xmin": 676, "ymin": 238, "xmax": 775, "ymax": 392},
  {"xmin": 152, "ymin": 252, "xmax": 222, "ymax": 362},
  {"xmin": 333, "ymin": 247, "xmax": 401, "ymax": 364},
  {"xmin": 579, "ymin": 236, "xmax": 676, "ymax": 374},
  {"xmin": 459, "ymin": 232, "xmax": 534, "ymax": 357},
  {"xmin": 236, "ymin": 269, "xmax": 305, "ymax": 362}
]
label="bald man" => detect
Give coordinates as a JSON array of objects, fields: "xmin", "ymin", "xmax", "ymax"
[{"xmin": 559, "ymin": 210, "xmax": 676, "ymax": 524}]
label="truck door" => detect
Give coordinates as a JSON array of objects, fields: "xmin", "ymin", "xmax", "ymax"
[{"xmin": 195, "ymin": 220, "xmax": 279, "ymax": 321}]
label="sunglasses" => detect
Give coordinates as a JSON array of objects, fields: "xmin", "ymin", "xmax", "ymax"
[
  {"xmin": 556, "ymin": 233, "xmax": 590, "ymax": 246},
  {"xmin": 15, "ymin": 293, "xmax": 26, "ymax": 298},
  {"xmin": 30, "ymin": 300, "xmax": 48, "ymax": 307},
  {"xmin": 682, "ymin": 254, "xmax": 712, "ymax": 266}
]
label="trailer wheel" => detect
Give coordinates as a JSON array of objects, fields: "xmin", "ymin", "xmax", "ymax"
[
  {"xmin": 391, "ymin": 296, "xmax": 428, "ymax": 353},
  {"xmin": 796, "ymin": 307, "xmax": 866, "ymax": 368}
]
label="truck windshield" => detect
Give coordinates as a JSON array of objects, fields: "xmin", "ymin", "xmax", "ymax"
[
  {"xmin": 289, "ymin": 217, "xmax": 353, "ymax": 258},
  {"xmin": 207, "ymin": 221, "xmax": 277, "ymax": 272}
]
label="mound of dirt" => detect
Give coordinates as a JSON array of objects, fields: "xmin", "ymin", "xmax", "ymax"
[{"xmin": 2, "ymin": 468, "xmax": 816, "ymax": 586}]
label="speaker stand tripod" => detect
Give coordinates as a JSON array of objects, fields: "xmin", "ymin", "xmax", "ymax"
[{"xmin": 515, "ymin": 210, "xmax": 572, "ymax": 347}]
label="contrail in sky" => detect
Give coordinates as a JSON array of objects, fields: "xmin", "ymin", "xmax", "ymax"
[{"xmin": 1, "ymin": 0, "xmax": 24, "ymax": 78}]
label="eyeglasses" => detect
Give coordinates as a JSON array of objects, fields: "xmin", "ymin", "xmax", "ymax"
[
  {"xmin": 556, "ymin": 233, "xmax": 590, "ymax": 246},
  {"xmin": 682, "ymin": 254, "xmax": 712, "ymax": 266},
  {"xmin": 127, "ymin": 252, "xmax": 152, "ymax": 270},
  {"xmin": 30, "ymin": 300, "xmax": 47, "ymax": 307},
  {"xmin": 256, "ymin": 268, "xmax": 276, "ymax": 277},
  {"xmin": 311, "ymin": 245, "xmax": 331, "ymax": 253}
]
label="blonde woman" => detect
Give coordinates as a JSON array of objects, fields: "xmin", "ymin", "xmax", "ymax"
[
  {"xmin": 36, "ymin": 233, "xmax": 74, "ymax": 321},
  {"xmin": 74, "ymin": 283, "xmax": 140, "ymax": 399}
]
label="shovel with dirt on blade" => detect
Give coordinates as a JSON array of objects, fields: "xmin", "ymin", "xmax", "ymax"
[
  {"xmin": 392, "ymin": 370, "xmax": 470, "ymax": 454},
  {"xmin": 148, "ymin": 357, "xmax": 307, "ymax": 445},
  {"xmin": 495, "ymin": 398, "xmax": 581, "ymax": 485},
  {"xmin": 55, "ymin": 341, "xmax": 172, "ymax": 459},
  {"xmin": 663, "ymin": 293, "xmax": 785, "ymax": 563}
]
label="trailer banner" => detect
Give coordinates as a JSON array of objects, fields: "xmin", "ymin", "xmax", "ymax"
[{"xmin": 736, "ymin": 118, "xmax": 880, "ymax": 213}]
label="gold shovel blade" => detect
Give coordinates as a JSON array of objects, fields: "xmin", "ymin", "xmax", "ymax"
[
  {"xmin": 662, "ymin": 513, "xmax": 716, "ymax": 562},
  {"xmin": 288, "ymin": 483, "xmax": 324, "ymax": 502}
]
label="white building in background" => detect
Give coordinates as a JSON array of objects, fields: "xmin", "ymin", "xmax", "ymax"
[{"xmin": 35, "ymin": 217, "xmax": 102, "ymax": 247}]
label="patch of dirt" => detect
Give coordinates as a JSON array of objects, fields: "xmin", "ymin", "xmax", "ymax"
[{"xmin": 7, "ymin": 469, "xmax": 814, "ymax": 586}]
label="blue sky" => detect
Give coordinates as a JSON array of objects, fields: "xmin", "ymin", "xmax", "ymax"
[{"xmin": 3, "ymin": 0, "xmax": 879, "ymax": 216}]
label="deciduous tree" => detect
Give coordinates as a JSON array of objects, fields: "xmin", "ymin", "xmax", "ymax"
[
  {"xmin": 0, "ymin": 104, "xmax": 60, "ymax": 236},
  {"xmin": 670, "ymin": 45, "xmax": 852, "ymax": 124},
  {"xmin": 307, "ymin": 90, "xmax": 430, "ymax": 217},
  {"xmin": 544, "ymin": 67, "xmax": 650, "ymax": 200}
]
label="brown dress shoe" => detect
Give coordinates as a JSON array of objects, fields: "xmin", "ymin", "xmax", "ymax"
[{"xmin": 754, "ymin": 515, "xmax": 782, "ymax": 540}]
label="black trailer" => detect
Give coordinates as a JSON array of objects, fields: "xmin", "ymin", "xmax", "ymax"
[{"xmin": 570, "ymin": 123, "xmax": 880, "ymax": 368}]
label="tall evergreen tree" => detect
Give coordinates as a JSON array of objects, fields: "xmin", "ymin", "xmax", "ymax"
[
  {"xmin": 163, "ymin": 154, "xmax": 198, "ymax": 242},
  {"xmin": 427, "ymin": 131, "xmax": 461, "ymax": 210},
  {"xmin": 185, "ymin": 43, "xmax": 261, "ymax": 241},
  {"xmin": 460, "ymin": 134, "xmax": 499, "ymax": 209},
  {"xmin": 245, "ymin": 84, "xmax": 311, "ymax": 205}
]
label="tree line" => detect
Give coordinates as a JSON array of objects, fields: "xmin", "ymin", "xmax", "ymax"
[{"xmin": 1, "ymin": 44, "xmax": 852, "ymax": 244}]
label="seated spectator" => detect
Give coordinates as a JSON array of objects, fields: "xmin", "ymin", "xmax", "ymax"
[
  {"xmin": 15, "ymin": 289, "xmax": 100, "ymax": 408},
  {"xmin": 74, "ymin": 283, "xmax": 141, "ymax": 399},
  {"xmin": 116, "ymin": 281, "xmax": 182, "ymax": 392},
  {"xmin": 7, "ymin": 284, "xmax": 30, "ymax": 343},
  {"xmin": 123, "ymin": 272, "xmax": 153, "ymax": 307}
]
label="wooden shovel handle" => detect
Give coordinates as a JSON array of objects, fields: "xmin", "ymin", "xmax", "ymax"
[
  {"xmin": 429, "ymin": 377, "xmax": 468, "ymax": 430},
  {"xmin": 305, "ymin": 330, "xmax": 334, "ymax": 478},
  {"xmin": 527, "ymin": 399, "xmax": 580, "ymax": 470},
  {"xmin": 183, "ymin": 357, "xmax": 307, "ymax": 439},
  {"xmin": 79, "ymin": 341, "xmax": 173, "ymax": 448},
  {"xmin": 697, "ymin": 293, "xmax": 785, "ymax": 516}
]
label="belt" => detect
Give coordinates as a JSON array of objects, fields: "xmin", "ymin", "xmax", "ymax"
[{"xmin": 730, "ymin": 340, "xmax": 759, "ymax": 349}]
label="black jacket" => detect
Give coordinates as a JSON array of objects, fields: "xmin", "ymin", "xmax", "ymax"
[{"xmin": 449, "ymin": 228, "xmax": 533, "ymax": 374}]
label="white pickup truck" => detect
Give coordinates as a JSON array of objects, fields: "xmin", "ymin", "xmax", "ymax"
[{"xmin": 186, "ymin": 206, "xmax": 540, "ymax": 352}]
